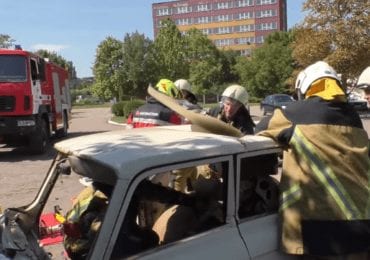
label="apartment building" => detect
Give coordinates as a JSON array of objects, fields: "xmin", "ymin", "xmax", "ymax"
[{"xmin": 152, "ymin": 0, "xmax": 287, "ymax": 56}]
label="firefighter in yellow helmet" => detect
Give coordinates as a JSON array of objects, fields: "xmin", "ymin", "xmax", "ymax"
[
  {"xmin": 127, "ymin": 79, "xmax": 183, "ymax": 128},
  {"xmin": 256, "ymin": 61, "xmax": 370, "ymax": 258}
]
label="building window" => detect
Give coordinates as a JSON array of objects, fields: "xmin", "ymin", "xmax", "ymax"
[
  {"xmin": 200, "ymin": 28, "xmax": 211, "ymax": 35},
  {"xmin": 238, "ymin": 37, "xmax": 255, "ymax": 44},
  {"xmin": 238, "ymin": 12, "xmax": 254, "ymax": 19},
  {"xmin": 197, "ymin": 4, "xmax": 210, "ymax": 11},
  {"xmin": 214, "ymin": 38, "xmax": 234, "ymax": 47},
  {"xmin": 216, "ymin": 14, "xmax": 230, "ymax": 22},
  {"xmin": 177, "ymin": 6, "xmax": 190, "ymax": 14},
  {"xmin": 237, "ymin": 24, "xmax": 255, "ymax": 32},
  {"xmin": 197, "ymin": 16, "xmax": 209, "ymax": 24},
  {"xmin": 176, "ymin": 18, "xmax": 190, "ymax": 25},
  {"xmin": 256, "ymin": 22, "xmax": 277, "ymax": 31},
  {"xmin": 237, "ymin": 0, "xmax": 254, "ymax": 7},
  {"xmin": 255, "ymin": 9, "xmax": 277, "ymax": 18},
  {"xmin": 217, "ymin": 2, "xmax": 231, "ymax": 9},
  {"xmin": 157, "ymin": 8, "xmax": 170, "ymax": 16},
  {"xmin": 256, "ymin": 35, "xmax": 265, "ymax": 43},
  {"xmin": 217, "ymin": 27, "xmax": 231, "ymax": 34},
  {"xmin": 255, "ymin": 0, "xmax": 277, "ymax": 5}
]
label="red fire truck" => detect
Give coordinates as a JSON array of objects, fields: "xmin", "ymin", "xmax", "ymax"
[{"xmin": 0, "ymin": 48, "xmax": 71, "ymax": 153}]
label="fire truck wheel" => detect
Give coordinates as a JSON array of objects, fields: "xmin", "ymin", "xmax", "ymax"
[
  {"xmin": 29, "ymin": 119, "xmax": 50, "ymax": 154},
  {"xmin": 56, "ymin": 112, "xmax": 68, "ymax": 137}
]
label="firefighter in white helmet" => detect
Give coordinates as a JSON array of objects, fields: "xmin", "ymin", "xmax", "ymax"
[
  {"xmin": 356, "ymin": 66, "xmax": 370, "ymax": 107},
  {"xmin": 174, "ymin": 79, "xmax": 202, "ymax": 112},
  {"xmin": 256, "ymin": 61, "xmax": 370, "ymax": 258},
  {"xmin": 208, "ymin": 84, "xmax": 255, "ymax": 134}
]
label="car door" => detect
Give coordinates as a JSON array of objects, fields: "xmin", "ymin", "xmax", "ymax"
[
  {"xmin": 102, "ymin": 155, "xmax": 250, "ymax": 259},
  {"xmin": 235, "ymin": 152, "xmax": 299, "ymax": 260}
]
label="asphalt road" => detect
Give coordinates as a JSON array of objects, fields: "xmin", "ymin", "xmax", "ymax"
[{"xmin": 0, "ymin": 107, "xmax": 123, "ymax": 211}]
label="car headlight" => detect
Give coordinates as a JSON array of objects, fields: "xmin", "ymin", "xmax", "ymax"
[
  {"xmin": 281, "ymin": 105, "xmax": 286, "ymax": 109},
  {"xmin": 17, "ymin": 120, "xmax": 36, "ymax": 127}
]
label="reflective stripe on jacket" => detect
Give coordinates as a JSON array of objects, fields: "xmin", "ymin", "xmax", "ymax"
[
  {"xmin": 130, "ymin": 97, "xmax": 182, "ymax": 128},
  {"xmin": 257, "ymin": 97, "xmax": 370, "ymax": 255}
]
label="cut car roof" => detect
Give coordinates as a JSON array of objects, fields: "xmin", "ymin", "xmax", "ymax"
[{"xmin": 54, "ymin": 125, "xmax": 279, "ymax": 180}]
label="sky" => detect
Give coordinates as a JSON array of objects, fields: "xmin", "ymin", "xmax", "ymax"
[{"xmin": 0, "ymin": 0, "xmax": 305, "ymax": 78}]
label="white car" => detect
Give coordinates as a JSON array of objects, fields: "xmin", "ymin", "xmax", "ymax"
[{"xmin": 0, "ymin": 124, "xmax": 299, "ymax": 259}]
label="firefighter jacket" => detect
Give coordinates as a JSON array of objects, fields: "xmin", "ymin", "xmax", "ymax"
[
  {"xmin": 63, "ymin": 186, "xmax": 109, "ymax": 259},
  {"xmin": 256, "ymin": 96, "xmax": 370, "ymax": 256},
  {"xmin": 129, "ymin": 97, "xmax": 182, "ymax": 128},
  {"xmin": 208, "ymin": 105, "xmax": 255, "ymax": 135}
]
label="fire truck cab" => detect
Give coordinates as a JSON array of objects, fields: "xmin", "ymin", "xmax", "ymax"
[{"xmin": 0, "ymin": 48, "xmax": 71, "ymax": 153}]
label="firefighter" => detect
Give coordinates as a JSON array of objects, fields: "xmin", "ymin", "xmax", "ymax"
[
  {"xmin": 174, "ymin": 79, "xmax": 202, "ymax": 112},
  {"xmin": 63, "ymin": 182, "xmax": 111, "ymax": 260},
  {"xmin": 208, "ymin": 84, "xmax": 255, "ymax": 135},
  {"xmin": 256, "ymin": 61, "xmax": 370, "ymax": 259},
  {"xmin": 127, "ymin": 79, "xmax": 183, "ymax": 128},
  {"xmin": 356, "ymin": 66, "xmax": 370, "ymax": 106}
]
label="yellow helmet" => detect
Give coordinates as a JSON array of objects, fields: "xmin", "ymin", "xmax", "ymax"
[{"xmin": 156, "ymin": 79, "xmax": 181, "ymax": 98}]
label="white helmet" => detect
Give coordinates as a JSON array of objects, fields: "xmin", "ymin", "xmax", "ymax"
[
  {"xmin": 222, "ymin": 84, "xmax": 249, "ymax": 106},
  {"xmin": 174, "ymin": 79, "xmax": 192, "ymax": 92},
  {"xmin": 295, "ymin": 61, "xmax": 340, "ymax": 96},
  {"xmin": 357, "ymin": 66, "xmax": 370, "ymax": 88}
]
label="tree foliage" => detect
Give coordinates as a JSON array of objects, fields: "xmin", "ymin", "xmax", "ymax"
[
  {"xmin": 121, "ymin": 32, "xmax": 156, "ymax": 98},
  {"xmin": 0, "ymin": 34, "xmax": 15, "ymax": 48},
  {"xmin": 153, "ymin": 19, "xmax": 188, "ymax": 80},
  {"xmin": 235, "ymin": 31, "xmax": 294, "ymax": 98},
  {"xmin": 292, "ymin": 0, "xmax": 370, "ymax": 79},
  {"xmin": 185, "ymin": 28, "xmax": 224, "ymax": 94},
  {"xmin": 92, "ymin": 37, "xmax": 124, "ymax": 100}
]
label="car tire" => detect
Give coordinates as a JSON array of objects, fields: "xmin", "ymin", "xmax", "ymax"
[
  {"xmin": 29, "ymin": 119, "xmax": 50, "ymax": 154},
  {"xmin": 56, "ymin": 111, "xmax": 68, "ymax": 138}
]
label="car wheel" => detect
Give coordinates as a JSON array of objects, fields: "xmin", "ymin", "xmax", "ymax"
[
  {"xmin": 56, "ymin": 111, "xmax": 68, "ymax": 138},
  {"xmin": 29, "ymin": 119, "xmax": 50, "ymax": 154}
]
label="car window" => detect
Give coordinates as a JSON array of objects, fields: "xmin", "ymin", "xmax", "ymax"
[
  {"xmin": 111, "ymin": 159, "xmax": 230, "ymax": 259},
  {"xmin": 275, "ymin": 95, "xmax": 293, "ymax": 102},
  {"xmin": 237, "ymin": 153, "xmax": 279, "ymax": 220}
]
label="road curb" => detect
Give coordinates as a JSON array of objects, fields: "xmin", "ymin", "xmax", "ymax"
[{"xmin": 108, "ymin": 120, "xmax": 126, "ymax": 126}]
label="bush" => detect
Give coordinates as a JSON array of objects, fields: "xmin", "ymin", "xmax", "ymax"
[
  {"xmin": 111, "ymin": 101, "xmax": 125, "ymax": 116},
  {"xmin": 123, "ymin": 100, "xmax": 145, "ymax": 117},
  {"xmin": 111, "ymin": 100, "xmax": 145, "ymax": 117}
]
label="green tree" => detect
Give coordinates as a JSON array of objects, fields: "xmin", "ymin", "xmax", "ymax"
[
  {"xmin": 121, "ymin": 32, "xmax": 156, "ymax": 98},
  {"xmin": 235, "ymin": 31, "xmax": 294, "ymax": 98},
  {"xmin": 92, "ymin": 37, "xmax": 124, "ymax": 100},
  {"xmin": 185, "ymin": 28, "xmax": 224, "ymax": 95},
  {"xmin": 0, "ymin": 34, "xmax": 15, "ymax": 48},
  {"xmin": 153, "ymin": 19, "xmax": 188, "ymax": 80},
  {"xmin": 293, "ymin": 0, "xmax": 370, "ymax": 79},
  {"xmin": 70, "ymin": 81, "xmax": 93, "ymax": 103}
]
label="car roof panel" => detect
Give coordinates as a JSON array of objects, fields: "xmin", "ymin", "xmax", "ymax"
[{"xmin": 54, "ymin": 126, "xmax": 279, "ymax": 180}]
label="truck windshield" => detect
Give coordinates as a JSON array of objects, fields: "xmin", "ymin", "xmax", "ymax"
[{"xmin": 0, "ymin": 55, "xmax": 27, "ymax": 82}]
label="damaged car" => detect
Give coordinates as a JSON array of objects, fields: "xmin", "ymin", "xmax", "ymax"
[{"xmin": 0, "ymin": 124, "xmax": 298, "ymax": 259}]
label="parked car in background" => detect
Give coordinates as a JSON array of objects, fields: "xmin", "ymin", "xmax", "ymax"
[
  {"xmin": 347, "ymin": 89, "xmax": 368, "ymax": 113},
  {"xmin": 260, "ymin": 94, "xmax": 295, "ymax": 115}
]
